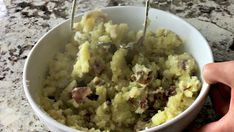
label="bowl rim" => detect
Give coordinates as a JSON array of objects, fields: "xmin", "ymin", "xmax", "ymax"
[{"xmin": 23, "ymin": 5, "xmax": 214, "ymax": 132}]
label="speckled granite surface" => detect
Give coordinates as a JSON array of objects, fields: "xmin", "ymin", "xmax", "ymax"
[{"xmin": 0, "ymin": 0, "xmax": 234, "ymax": 131}]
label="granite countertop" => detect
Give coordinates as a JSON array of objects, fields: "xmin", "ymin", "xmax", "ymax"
[{"xmin": 0, "ymin": 0, "xmax": 234, "ymax": 131}]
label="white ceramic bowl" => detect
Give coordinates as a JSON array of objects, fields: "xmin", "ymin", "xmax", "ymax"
[{"xmin": 23, "ymin": 6, "xmax": 213, "ymax": 132}]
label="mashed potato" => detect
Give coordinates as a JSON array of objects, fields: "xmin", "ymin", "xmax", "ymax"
[{"xmin": 41, "ymin": 10, "xmax": 201, "ymax": 132}]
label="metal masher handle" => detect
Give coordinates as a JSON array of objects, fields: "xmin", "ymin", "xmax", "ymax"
[
  {"xmin": 70, "ymin": 0, "xmax": 77, "ymax": 31},
  {"xmin": 141, "ymin": 0, "xmax": 150, "ymax": 44}
]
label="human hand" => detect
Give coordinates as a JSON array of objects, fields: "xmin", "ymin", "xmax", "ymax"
[{"xmin": 196, "ymin": 61, "xmax": 234, "ymax": 132}]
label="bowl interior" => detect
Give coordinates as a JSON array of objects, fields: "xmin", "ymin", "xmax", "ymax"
[{"xmin": 23, "ymin": 6, "xmax": 213, "ymax": 132}]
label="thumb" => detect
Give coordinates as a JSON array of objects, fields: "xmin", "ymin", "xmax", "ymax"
[
  {"xmin": 203, "ymin": 61, "xmax": 234, "ymax": 88},
  {"xmin": 203, "ymin": 61, "xmax": 234, "ymax": 111},
  {"xmin": 196, "ymin": 61, "xmax": 234, "ymax": 132},
  {"xmin": 195, "ymin": 114, "xmax": 234, "ymax": 132},
  {"xmin": 195, "ymin": 121, "xmax": 224, "ymax": 132}
]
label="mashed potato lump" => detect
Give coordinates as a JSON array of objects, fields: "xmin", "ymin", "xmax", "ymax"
[{"xmin": 40, "ymin": 10, "xmax": 201, "ymax": 132}]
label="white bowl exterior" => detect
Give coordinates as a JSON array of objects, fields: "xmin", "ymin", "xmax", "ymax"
[{"xmin": 23, "ymin": 6, "xmax": 213, "ymax": 132}]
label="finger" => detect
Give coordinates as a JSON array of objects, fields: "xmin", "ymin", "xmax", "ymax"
[
  {"xmin": 194, "ymin": 121, "xmax": 222, "ymax": 132},
  {"xmin": 229, "ymin": 89, "xmax": 234, "ymax": 112},
  {"xmin": 203, "ymin": 61, "xmax": 234, "ymax": 88},
  {"xmin": 209, "ymin": 84, "xmax": 230, "ymax": 116},
  {"xmin": 196, "ymin": 112, "xmax": 234, "ymax": 132}
]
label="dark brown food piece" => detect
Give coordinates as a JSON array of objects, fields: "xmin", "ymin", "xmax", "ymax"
[
  {"xmin": 180, "ymin": 60, "xmax": 187, "ymax": 70},
  {"xmin": 132, "ymin": 70, "xmax": 153, "ymax": 85},
  {"xmin": 72, "ymin": 87, "xmax": 92, "ymax": 103},
  {"xmin": 165, "ymin": 85, "xmax": 176, "ymax": 97},
  {"xmin": 140, "ymin": 98, "xmax": 148, "ymax": 109}
]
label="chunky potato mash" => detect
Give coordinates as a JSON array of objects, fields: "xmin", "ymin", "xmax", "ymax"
[{"xmin": 41, "ymin": 10, "xmax": 201, "ymax": 132}]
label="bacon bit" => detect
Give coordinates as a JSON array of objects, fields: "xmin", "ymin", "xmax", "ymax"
[
  {"xmin": 128, "ymin": 97, "xmax": 136, "ymax": 104},
  {"xmin": 138, "ymin": 79, "xmax": 149, "ymax": 85},
  {"xmin": 138, "ymin": 76, "xmax": 153, "ymax": 84},
  {"xmin": 132, "ymin": 70, "xmax": 153, "ymax": 85},
  {"xmin": 180, "ymin": 60, "xmax": 187, "ymax": 70},
  {"xmin": 165, "ymin": 85, "xmax": 176, "ymax": 97},
  {"xmin": 139, "ymin": 98, "xmax": 148, "ymax": 109},
  {"xmin": 128, "ymin": 98, "xmax": 139, "ymax": 109},
  {"xmin": 71, "ymin": 87, "xmax": 92, "ymax": 103}
]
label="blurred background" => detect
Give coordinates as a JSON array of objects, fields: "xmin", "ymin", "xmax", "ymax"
[{"xmin": 0, "ymin": 0, "xmax": 234, "ymax": 131}]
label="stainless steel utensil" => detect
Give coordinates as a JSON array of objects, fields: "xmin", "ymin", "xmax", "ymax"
[
  {"xmin": 70, "ymin": 0, "xmax": 77, "ymax": 31},
  {"xmin": 70, "ymin": 0, "xmax": 151, "ymax": 59}
]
